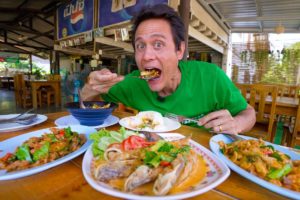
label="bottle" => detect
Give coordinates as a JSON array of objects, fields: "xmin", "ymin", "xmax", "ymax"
[{"xmin": 73, "ymin": 80, "xmax": 81, "ymax": 102}]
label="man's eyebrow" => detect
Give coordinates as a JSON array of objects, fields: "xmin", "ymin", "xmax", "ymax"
[{"xmin": 135, "ymin": 34, "xmax": 167, "ymax": 42}]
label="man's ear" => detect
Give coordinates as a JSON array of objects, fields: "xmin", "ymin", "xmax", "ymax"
[{"xmin": 176, "ymin": 41, "xmax": 186, "ymax": 60}]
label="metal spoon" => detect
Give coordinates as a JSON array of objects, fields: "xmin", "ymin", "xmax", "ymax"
[{"xmin": 77, "ymin": 88, "xmax": 86, "ymax": 109}]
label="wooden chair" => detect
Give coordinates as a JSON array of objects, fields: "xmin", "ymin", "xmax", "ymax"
[
  {"xmin": 235, "ymin": 83, "xmax": 252, "ymax": 101},
  {"xmin": 241, "ymin": 84, "xmax": 278, "ymax": 142},
  {"xmin": 37, "ymin": 87, "xmax": 55, "ymax": 107},
  {"xmin": 289, "ymin": 102, "xmax": 300, "ymax": 147},
  {"xmin": 277, "ymin": 84, "xmax": 300, "ymax": 99},
  {"xmin": 14, "ymin": 74, "xmax": 32, "ymax": 108},
  {"xmin": 13, "ymin": 74, "xmax": 22, "ymax": 106}
]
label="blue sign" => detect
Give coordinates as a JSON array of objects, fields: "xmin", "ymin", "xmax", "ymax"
[
  {"xmin": 57, "ymin": 0, "xmax": 94, "ymax": 39},
  {"xmin": 98, "ymin": 0, "xmax": 168, "ymax": 28}
]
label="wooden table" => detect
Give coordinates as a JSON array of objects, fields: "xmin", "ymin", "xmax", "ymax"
[
  {"xmin": 0, "ymin": 111, "xmax": 289, "ymax": 200},
  {"xmin": 27, "ymin": 80, "xmax": 61, "ymax": 109},
  {"xmin": 246, "ymin": 93, "xmax": 298, "ymax": 117},
  {"xmin": 275, "ymin": 96, "xmax": 298, "ymax": 117}
]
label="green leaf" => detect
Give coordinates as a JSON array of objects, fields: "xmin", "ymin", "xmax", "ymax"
[
  {"xmin": 270, "ymin": 152, "xmax": 283, "ymax": 161},
  {"xmin": 33, "ymin": 142, "xmax": 50, "ymax": 162},
  {"xmin": 260, "ymin": 145, "xmax": 275, "ymax": 151},
  {"xmin": 16, "ymin": 144, "xmax": 32, "ymax": 162},
  {"xmin": 158, "ymin": 143, "xmax": 174, "ymax": 152},
  {"xmin": 64, "ymin": 127, "xmax": 73, "ymax": 138}
]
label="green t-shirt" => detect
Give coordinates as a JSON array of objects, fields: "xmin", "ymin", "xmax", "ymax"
[{"xmin": 102, "ymin": 60, "xmax": 247, "ymax": 119}]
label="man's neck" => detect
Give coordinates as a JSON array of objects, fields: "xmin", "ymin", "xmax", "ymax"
[{"xmin": 158, "ymin": 68, "xmax": 181, "ymax": 97}]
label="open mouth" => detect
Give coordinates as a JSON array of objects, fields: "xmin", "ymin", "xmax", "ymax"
[{"xmin": 140, "ymin": 68, "xmax": 161, "ymax": 80}]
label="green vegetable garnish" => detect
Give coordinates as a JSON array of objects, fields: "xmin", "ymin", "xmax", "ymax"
[
  {"xmin": 267, "ymin": 164, "xmax": 292, "ymax": 179},
  {"xmin": 33, "ymin": 142, "xmax": 50, "ymax": 162},
  {"xmin": 16, "ymin": 144, "xmax": 32, "ymax": 162}
]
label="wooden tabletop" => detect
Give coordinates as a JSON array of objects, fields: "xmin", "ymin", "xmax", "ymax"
[{"xmin": 0, "ymin": 111, "xmax": 289, "ymax": 200}]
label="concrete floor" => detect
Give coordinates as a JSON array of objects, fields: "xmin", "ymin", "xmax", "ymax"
[{"xmin": 0, "ymin": 88, "xmax": 70, "ymax": 115}]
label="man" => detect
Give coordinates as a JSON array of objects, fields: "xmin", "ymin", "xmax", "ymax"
[{"xmin": 82, "ymin": 4, "xmax": 256, "ymax": 135}]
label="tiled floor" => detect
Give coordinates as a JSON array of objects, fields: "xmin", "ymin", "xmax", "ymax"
[{"xmin": 0, "ymin": 88, "xmax": 70, "ymax": 114}]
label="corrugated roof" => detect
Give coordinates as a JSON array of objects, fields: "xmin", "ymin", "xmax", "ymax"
[{"xmin": 199, "ymin": 0, "xmax": 300, "ymax": 33}]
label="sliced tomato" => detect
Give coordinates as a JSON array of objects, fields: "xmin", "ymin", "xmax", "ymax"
[
  {"xmin": 2, "ymin": 153, "xmax": 13, "ymax": 162},
  {"xmin": 160, "ymin": 161, "xmax": 171, "ymax": 167},
  {"xmin": 122, "ymin": 138, "xmax": 133, "ymax": 151},
  {"xmin": 59, "ymin": 130, "xmax": 65, "ymax": 136}
]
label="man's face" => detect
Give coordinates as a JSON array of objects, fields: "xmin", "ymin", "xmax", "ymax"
[{"xmin": 134, "ymin": 18, "xmax": 185, "ymax": 94}]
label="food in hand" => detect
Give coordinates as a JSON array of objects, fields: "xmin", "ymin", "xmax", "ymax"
[{"xmin": 140, "ymin": 69, "xmax": 160, "ymax": 80}]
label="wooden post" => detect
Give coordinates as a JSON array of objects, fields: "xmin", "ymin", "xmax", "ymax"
[
  {"xmin": 29, "ymin": 54, "xmax": 32, "ymax": 74},
  {"xmin": 178, "ymin": 0, "xmax": 190, "ymax": 60}
]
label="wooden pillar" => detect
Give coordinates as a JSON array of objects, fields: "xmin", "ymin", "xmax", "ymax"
[
  {"xmin": 178, "ymin": 0, "xmax": 190, "ymax": 60},
  {"xmin": 50, "ymin": 50, "xmax": 60, "ymax": 74},
  {"xmin": 29, "ymin": 54, "xmax": 32, "ymax": 74}
]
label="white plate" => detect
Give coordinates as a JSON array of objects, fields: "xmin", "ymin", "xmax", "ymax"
[
  {"xmin": 0, "ymin": 114, "xmax": 48, "ymax": 133},
  {"xmin": 209, "ymin": 134, "xmax": 300, "ymax": 199},
  {"xmin": 119, "ymin": 117, "xmax": 181, "ymax": 132},
  {"xmin": 82, "ymin": 133, "xmax": 230, "ymax": 200},
  {"xmin": 0, "ymin": 125, "xmax": 96, "ymax": 180},
  {"xmin": 55, "ymin": 115, "xmax": 119, "ymax": 128}
]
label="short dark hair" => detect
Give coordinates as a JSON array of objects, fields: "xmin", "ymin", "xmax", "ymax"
[{"xmin": 131, "ymin": 4, "xmax": 185, "ymax": 51}]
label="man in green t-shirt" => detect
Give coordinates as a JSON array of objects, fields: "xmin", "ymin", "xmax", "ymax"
[{"xmin": 82, "ymin": 4, "xmax": 256, "ymax": 135}]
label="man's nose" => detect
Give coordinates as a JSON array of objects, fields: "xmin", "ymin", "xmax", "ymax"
[{"xmin": 142, "ymin": 47, "xmax": 155, "ymax": 60}]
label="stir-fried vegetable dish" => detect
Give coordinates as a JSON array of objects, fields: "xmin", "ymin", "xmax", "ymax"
[
  {"xmin": 86, "ymin": 103, "xmax": 111, "ymax": 109},
  {"xmin": 140, "ymin": 69, "xmax": 160, "ymax": 79},
  {"xmin": 0, "ymin": 127, "xmax": 86, "ymax": 172},
  {"xmin": 219, "ymin": 139, "xmax": 300, "ymax": 192},
  {"xmin": 89, "ymin": 128, "xmax": 207, "ymax": 195}
]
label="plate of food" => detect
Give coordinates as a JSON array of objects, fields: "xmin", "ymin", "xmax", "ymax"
[
  {"xmin": 0, "ymin": 125, "xmax": 96, "ymax": 180},
  {"xmin": 119, "ymin": 111, "xmax": 181, "ymax": 132},
  {"xmin": 55, "ymin": 115, "xmax": 119, "ymax": 128},
  {"xmin": 82, "ymin": 129, "xmax": 230, "ymax": 200},
  {"xmin": 0, "ymin": 114, "xmax": 47, "ymax": 133},
  {"xmin": 209, "ymin": 134, "xmax": 300, "ymax": 199}
]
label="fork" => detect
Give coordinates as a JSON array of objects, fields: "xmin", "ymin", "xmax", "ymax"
[
  {"xmin": 221, "ymin": 133, "xmax": 245, "ymax": 141},
  {"xmin": 129, "ymin": 76, "xmax": 156, "ymax": 81},
  {"xmin": 0, "ymin": 114, "xmax": 37, "ymax": 125},
  {"xmin": 164, "ymin": 112, "xmax": 203, "ymax": 124},
  {"xmin": 15, "ymin": 114, "xmax": 38, "ymax": 125},
  {"xmin": 0, "ymin": 108, "xmax": 35, "ymax": 124}
]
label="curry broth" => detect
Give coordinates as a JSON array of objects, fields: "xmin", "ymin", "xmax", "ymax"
[{"xmin": 105, "ymin": 154, "xmax": 207, "ymax": 195}]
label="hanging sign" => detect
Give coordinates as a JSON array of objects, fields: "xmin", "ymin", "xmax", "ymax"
[
  {"xmin": 98, "ymin": 0, "xmax": 168, "ymax": 28},
  {"xmin": 57, "ymin": 0, "xmax": 94, "ymax": 40}
]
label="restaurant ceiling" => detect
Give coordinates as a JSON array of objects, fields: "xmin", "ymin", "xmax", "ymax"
[
  {"xmin": 199, "ymin": 0, "xmax": 300, "ymax": 33},
  {"xmin": 0, "ymin": 0, "xmax": 66, "ymax": 58},
  {"xmin": 2, "ymin": 0, "xmax": 299, "ymax": 59}
]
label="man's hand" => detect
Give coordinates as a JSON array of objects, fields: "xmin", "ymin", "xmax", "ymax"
[
  {"xmin": 198, "ymin": 109, "xmax": 241, "ymax": 135},
  {"xmin": 81, "ymin": 68, "xmax": 124, "ymax": 101},
  {"xmin": 198, "ymin": 105, "xmax": 255, "ymax": 135}
]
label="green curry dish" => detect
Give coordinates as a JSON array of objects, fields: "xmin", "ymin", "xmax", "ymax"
[
  {"xmin": 16, "ymin": 144, "xmax": 32, "ymax": 162},
  {"xmin": 33, "ymin": 142, "xmax": 50, "ymax": 162}
]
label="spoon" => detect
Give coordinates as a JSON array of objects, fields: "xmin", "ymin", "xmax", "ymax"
[{"xmin": 77, "ymin": 88, "xmax": 86, "ymax": 109}]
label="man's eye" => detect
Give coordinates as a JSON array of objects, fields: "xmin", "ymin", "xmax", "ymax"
[
  {"xmin": 153, "ymin": 41, "xmax": 163, "ymax": 49},
  {"xmin": 136, "ymin": 43, "xmax": 145, "ymax": 50}
]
